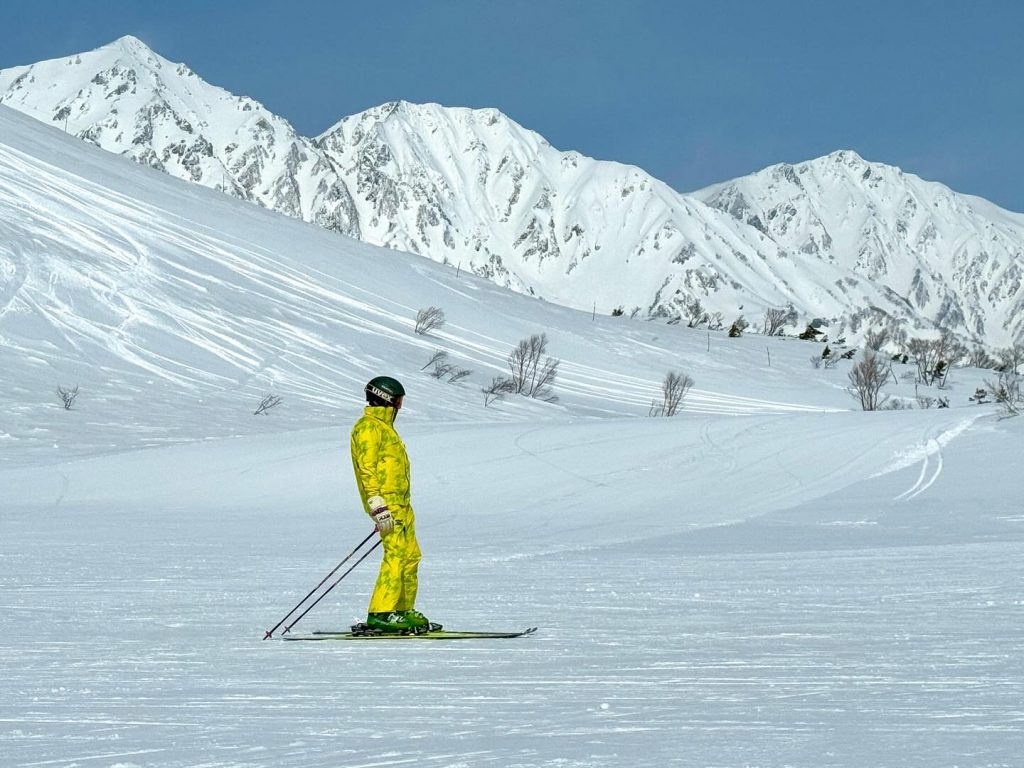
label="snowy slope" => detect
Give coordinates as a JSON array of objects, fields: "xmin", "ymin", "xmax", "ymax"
[
  {"xmin": 3, "ymin": 37, "xmax": 1024, "ymax": 348},
  {"xmin": 0, "ymin": 103, "xmax": 850, "ymax": 467},
  {"xmin": 1, "ymin": 90, "xmax": 1022, "ymax": 768}
]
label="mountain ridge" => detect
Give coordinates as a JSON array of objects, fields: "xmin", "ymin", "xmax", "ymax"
[{"xmin": 2, "ymin": 36, "xmax": 1022, "ymax": 346}]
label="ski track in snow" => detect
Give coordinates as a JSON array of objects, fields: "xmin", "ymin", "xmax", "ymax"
[
  {"xmin": 893, "ymin": 438, "xmax": 943, "ymax": 502},
  {"xmin": 0, "ymin": 241, "xmax": 28, "ymax": 318},
  {"xmin": 879, "ymin": 416, "xmax": 979, "ymax": 501}
]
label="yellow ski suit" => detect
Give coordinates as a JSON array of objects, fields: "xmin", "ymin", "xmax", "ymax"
[{"xmin": 350, "ymin": 406, "xmax": 421, "ymax": 614}]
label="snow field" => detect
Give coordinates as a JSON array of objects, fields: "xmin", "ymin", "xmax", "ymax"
[{"xmin": 2, "ymin": 413, "xmax": 1023, "ymax": 767}]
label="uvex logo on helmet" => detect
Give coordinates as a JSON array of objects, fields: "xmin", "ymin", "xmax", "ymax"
[{"xmin": 365, "ymin": 376, "xmax": 405, "ymax": 406}]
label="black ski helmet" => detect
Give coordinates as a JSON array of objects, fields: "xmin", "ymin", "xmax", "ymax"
[{"xmin": 365, "ymin": 376, "xmax": 405, "ymax": 406}]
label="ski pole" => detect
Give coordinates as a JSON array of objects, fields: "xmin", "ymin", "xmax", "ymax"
[
  {"xmin": 282, "ymin": 537, "xmax": 382, "ymax": 636},
  {"xmin": 263, "ymin": 529, "xmax": 377, "ymax": 640}
]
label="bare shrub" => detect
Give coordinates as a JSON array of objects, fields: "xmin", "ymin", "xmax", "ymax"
[
  {"xmin": 810, "ymin": 355, "xmax": 822, "ymax": 369},
  {"xmin": 865, "ymin": 328, "xmax": 890, "ymax": 351},
  {"xmin": 414, "ymin": 306, "xmax": 446, "ymax": 336},
  {"xmin": 422, "ymin": 350, "xmax": 452, "ymax": 379},
  {"xmin": 984, "ymin": 371, "xmax": 1022, "ymax": 418},
  {"xmin": 57, "ymin": 385, "xmax": 79, "ymax": 410},
  {"xmin": 997, "ymin": 343, "xmax": 1024, "ymax": 374},
  {"xmin": 254, "ymin": 394, "xmax": 282, "ymax": 415},
  {"xmin": 905, "ymin": 333, "xmax": 965, "ymax": 387},
  {"xmin": 428, "ymin": 365, "xmax": 452, "ymax": 380},
  {"xmin": 422, "ymin": 349, "xmax": 449, "ymax": 372},
  {"xmin": 683, "ymin": 297, "xmax": 708, "ymax": 328},
  {"xmin": 482, "ymin": 376, "xmax": 516, "ymax": 407},
  {"xmin": 967, "ymin": 345, "xmax": 997, "ymax": 370},
  {"xmin": 916, "ymin": 394, "xmax": 936, "ymax": 409},
  {"xmin": 883, "ymin": 399, "xmax": 911, "ymax": 410},
  {"xmin": 761, "ymin": 307, "xmax": 790, "ymax": 336},
  {"xmin": 508, "ymin": 333, "xmax": 559, "ymax": 401},
  {"xmin": 848, "ymin": 351, "xmax": 890, "ymax": 411},
  {"xmin": 422, "ymin": 349, "xmax": 471, "ymax": 383},
  {"xmin": 650, "ymin": 371, "xmax": 694, "ymax": 416},
  {"xmin": 819, "ymin": 345, "xmax": 840, "ymax": 369}
]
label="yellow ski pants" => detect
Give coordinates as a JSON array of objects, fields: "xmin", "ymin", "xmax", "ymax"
[{"xmin": 368, "ymin": 509, "xmax": 421, "ymax": 614}]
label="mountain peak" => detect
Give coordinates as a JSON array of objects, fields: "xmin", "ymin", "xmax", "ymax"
[
  {"xmin": 104, "ymin": 35, "xmax": 152, "ymax": 52},
  {"xmin": 92, "ymin": 34, "xmax": 170, "ymax": 72},
  {"xmin": 373, "ymin": 100, "xmax": 517, "ymax": 128},
  {"xmin": 317, "ymin": 99, "xmax": 547, "ymax": 152},
  {"xmin": 355, "ymin": 100, "xmax": 512, "ymax": 128},
  {"xmin": 824, "ymin": 149, "xmax": 866, "ymax": 165}
]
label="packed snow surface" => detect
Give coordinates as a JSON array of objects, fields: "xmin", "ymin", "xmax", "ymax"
[{"xmin": 1, "ymin": 107, "xmax": 1022, "ymax": 767}]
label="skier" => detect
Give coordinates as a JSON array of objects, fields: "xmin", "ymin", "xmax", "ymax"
[{"xmin": 350, "ymin": 376, "xmax": 436, "ymax": 633}]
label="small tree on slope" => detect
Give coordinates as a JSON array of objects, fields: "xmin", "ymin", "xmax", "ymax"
[{"xmin": 848, "ymin": 351, "xmax": 890, "ymax": 411}]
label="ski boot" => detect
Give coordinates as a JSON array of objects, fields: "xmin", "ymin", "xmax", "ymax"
[
  {"xmin": 402, "ymin": 609, "xmax": 442, "ymax": 634},
  {"xmin": 361, "ymin": 611, "xmax": 418, "ymax": 635}
]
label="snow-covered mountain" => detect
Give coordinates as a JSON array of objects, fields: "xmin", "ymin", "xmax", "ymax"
[
  {"xmin": 0, "ymin": 36, "xmax": 784, "ymax": 322},
  {"xmin": 697, "ymin": 152, "xmax": 1024, "ymax": 345},
  {"xmin": 0, "ymin": 35, "xmax": 359, "ymax": 235},
  {"xmin": 3, "ymin": 36, "xmax": 1023, "ymax": 346},
  {"xmin": 311, "ymin": 100, "xmax": 788, "ymax": 315}
]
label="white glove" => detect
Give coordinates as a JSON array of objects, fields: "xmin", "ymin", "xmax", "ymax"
[{"xmin": 368, "ymin": 496, "xmax": 394, "ymax": 535}]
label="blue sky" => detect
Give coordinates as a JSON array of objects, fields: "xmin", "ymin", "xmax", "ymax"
[{"xmin": 2, "ymin": 0, "xmax": 1023, "ymax": 211}]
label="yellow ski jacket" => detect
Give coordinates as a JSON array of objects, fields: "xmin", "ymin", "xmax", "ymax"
[{"xmin": 350, "ymin": 406, "xmax": 411, "ymax": 515}]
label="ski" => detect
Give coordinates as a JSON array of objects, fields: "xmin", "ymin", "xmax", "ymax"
[{"xmin": 282, "ymin": 626, "xmax": 538, "ymax": 641}]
